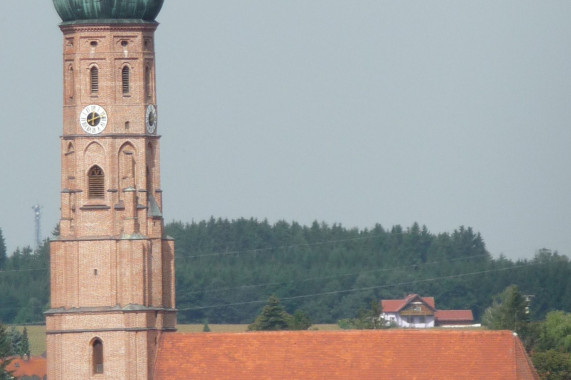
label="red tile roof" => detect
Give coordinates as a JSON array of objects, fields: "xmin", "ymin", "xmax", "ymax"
[
  {"xmin": 435, "ymin": 309, "xmax": 474, "ymax": 323},
  {"xmin": 154, "ymin": 329, "xmax": 539, "ymax": 380},
  {"xmin": 5, "ymin": 356, "xmax": 47, "ymax": 379},
  {"xmin": 381, "ymin": 293, "xmax": 435, "ymax": 312}
]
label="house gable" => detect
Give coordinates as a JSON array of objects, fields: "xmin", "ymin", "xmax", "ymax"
[{"xmin": 381, "ymin": 293, "xmax": 435, "ymax": 313}]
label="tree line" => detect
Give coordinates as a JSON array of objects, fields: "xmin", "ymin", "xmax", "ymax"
[
  {"xmin": 0, "ymin": 219, "xmax": 569, "ymax": 326},
  {"xmin": 0, "ymin": 229, "xmax": 48, "ymax": 325},
  {"xmin": 167, "ymin": 218, "xmax": 570, "ymax": 324}
]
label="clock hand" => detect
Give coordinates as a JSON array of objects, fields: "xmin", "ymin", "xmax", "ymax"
[{"xmin": 88, "ymin": 113, "xmax": 101, "ymax": 125}]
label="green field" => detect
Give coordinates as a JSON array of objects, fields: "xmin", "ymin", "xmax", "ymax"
[{"xmin": 18, "ymin": 324, "xmax": 341, "ymax": 356}]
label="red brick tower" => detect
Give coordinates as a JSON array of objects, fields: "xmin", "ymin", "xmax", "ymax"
[{"xmin": 46, "ymin": 1, "xmax": 176, "ymax": 379}]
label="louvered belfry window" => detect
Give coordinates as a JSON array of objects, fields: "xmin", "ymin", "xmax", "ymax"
[
  {"xmin": 122, "ymin": 66, "xmax": 130, "ymax": 94},
  {"xmin": 88, "ymin": 165, "xmax": 104, "ymax": 199},
  {"xmin": 90, "ymin": 66, "xmax": 99, "ymax": 93}
]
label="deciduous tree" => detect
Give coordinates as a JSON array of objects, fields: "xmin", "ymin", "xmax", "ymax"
[
  {"xmin": 532, "ymin": 350, "xmax": 571, "ymax": 380},
  {"xmin": 288, "ymin": 310, "xmax": 312, "ymax": 330},
  {"xmin": 537, "ymin": 311, "xmax": 571, "ymax": 354},
  {"xmin": 338, "ymin": 300, "xmax": 388, "ymax": 330}
]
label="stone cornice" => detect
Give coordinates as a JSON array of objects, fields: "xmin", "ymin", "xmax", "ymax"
[
  {"xmin": 46, "ymin": 327, "xmax": 177, "ymax": 335},
  {"xmin": 45, "ymin": 305, "xmax": 177, "ymax": 315},
  {"xmin": 61, "ymin": 134, "xmax": 161, "ymax": 139},
  {"xmin": 60, "ymin": 21, "xmax": 158, "ymax": 33}
]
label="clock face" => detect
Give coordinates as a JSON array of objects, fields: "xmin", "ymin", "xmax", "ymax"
[
  {"xmin": 146, "ymin": 104, "xmax": 157, "ymax": 134},
  {"xmin": 79, "ymin": 105, "xmax": 108, "ymax": 134}
]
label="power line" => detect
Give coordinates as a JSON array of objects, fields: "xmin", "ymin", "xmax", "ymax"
[
  {"xmin": 177, "ymin": 261, "xmax": 542, "ymax": 312},
  {"xmin": 182, "ymin": 252, "xmax": 491, "ymax": 296},
  {"xmin": 3, "ymin": 259, "xmax": 543, "ymax": 328},
  {"xmin": 0, "ymin": 268, "xmax": 48, "ymax": 275},
  {"xmin": 173, "ymin": 234, "xmax": 379, "ymax": 260}
]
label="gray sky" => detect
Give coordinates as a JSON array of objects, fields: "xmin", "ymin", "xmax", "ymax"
[{"xmin": 1, "ymin": 1, "xmax": 571, "ymax": 260}]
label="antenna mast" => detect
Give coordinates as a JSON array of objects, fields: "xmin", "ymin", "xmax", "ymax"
[{"xmin": 32, "ymin": 204, "xmax": 42, "ymax": 249}]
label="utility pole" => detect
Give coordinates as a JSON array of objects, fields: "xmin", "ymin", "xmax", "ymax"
[
  {"xmin": 32, "ymin": 204, "xmax": 42, "ymax": 249},
  {"xmin": 523, "ymin": 294, "xmax": 535, "ymax": 316}
]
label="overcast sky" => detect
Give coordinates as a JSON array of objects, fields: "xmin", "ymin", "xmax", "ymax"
[{"xmin": 1, "ymin": 1, "xmax": 571, "ymax": 260}]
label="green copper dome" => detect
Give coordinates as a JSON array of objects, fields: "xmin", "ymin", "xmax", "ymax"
[{"xmin": 53, "ymin": 0, "xmax": 164, "ymax": 23}]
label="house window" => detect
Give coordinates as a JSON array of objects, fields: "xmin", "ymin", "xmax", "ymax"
[
  {"xmin": 122, "ymin": 66, "xmax": 130, "ymax": 94},
  {"xmin": 90, "ymin": 66, "xmax": 99, "ymax": 94},
  {"xmin": 92, "ymin": 338, "xmax": 103, "ymax": 374},
  {"xmin": 88, "ymin": 165, "xmax": 105, "ymax": 199}
]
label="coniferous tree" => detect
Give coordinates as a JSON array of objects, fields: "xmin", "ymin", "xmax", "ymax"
[
  {"xmin": 0, "ymin": 323, "xmax": 13, "ymax": 379},
  {"xmin": 20, "ymin": 328, "xmax": 30, "ymax": 358},
  {"xmin": 7, "ymin": 327, "xmax": 21, "ymax": 356},
  {"xmin": 0, "ymin": 229, "xmax": 6, "ymax": 270},
  {"xmin": 248, "ymin": 296, "xmax": 290, "ymax": 331},
  {"xmin": 482, "ymin": 285, "xmax": 529, "ymax": 336}
]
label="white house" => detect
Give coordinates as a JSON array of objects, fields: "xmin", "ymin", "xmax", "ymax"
[{"xmin": 381, "ymin": 294, "xmax": 474, "ymax": 328}]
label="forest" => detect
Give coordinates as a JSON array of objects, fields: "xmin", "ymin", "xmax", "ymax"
[{"xmin": 0, "ymin": 218, "xmax": 569, "ymax": 325}]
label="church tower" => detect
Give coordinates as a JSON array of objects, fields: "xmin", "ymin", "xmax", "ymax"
[{"xmin": 46, "ymin": 1, "xmax": 176, "ymax": 379}]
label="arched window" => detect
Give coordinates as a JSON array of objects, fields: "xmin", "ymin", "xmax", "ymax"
[
  {"xmin": 122, "ymin": 66, "xmax": 130, "ymax": 94},
  {"xmin": 92, "ymin": 338, "xmax": 104, "ymax": 374},
  {"xmin": 90, "ymin": 66, "xmax": 99, "ymax": 94},
  {"xmin": 88, "ymin": 165, "xmax": 104, "ymax": 199}
]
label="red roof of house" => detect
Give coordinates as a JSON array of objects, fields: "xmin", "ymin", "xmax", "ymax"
[
  {"xmin": 5, "ymin": 356, "xmax": 47, "ymax": 379},
  {"xmin": 381, "ymin": 293, "xmax": 435, "ymax": 312},
  {"xmin": 154, "ymin": 329, "xmax": 539, "ymax": 380},
  {"xmin": 435, "ymin": 309, "xmax": 474, "ymax": 322}
]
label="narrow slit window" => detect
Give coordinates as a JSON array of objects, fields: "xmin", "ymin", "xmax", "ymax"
[
  {"xmin": 66, "ymin": 65, "xmax": 74, "ymax": 100},
  {"xmin": 122, "ymin": 66, "xmax": 130, "ymax": 94},
  {"xmin": 145, "ymin": 66, "xmax": 151, "ymax": 99},
  {"xmin": 90, "ymin": 66, "xmax": 99, "ymax": 94},
  {"xmin": 88, "ymin": 165, "xmax": 105, "ymax": 199},
  {"xmin": 92, "ymin": 339, "xmax": 103, "ymax": 374}
]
